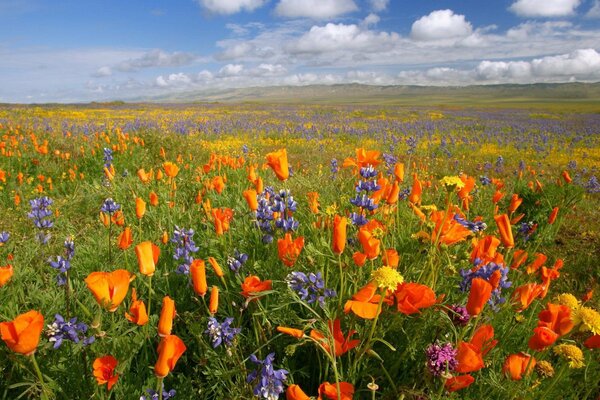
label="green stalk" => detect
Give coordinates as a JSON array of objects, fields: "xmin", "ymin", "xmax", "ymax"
[{"xmin": 30, "ymin": 354, "xmax": 49, "ymax": 400}]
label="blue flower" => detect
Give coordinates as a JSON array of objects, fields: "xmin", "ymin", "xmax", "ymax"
[
  {"xmin": 0, "ymin": 231, "xmax": 9, "ymax": 245},
  {"xmin": 172, "ymin": 226, "xmax": 199, "ymax": 274},
  {"xmin": 28, "ymin": 197, "xmax": 54, "ymax": 229},
  {"xmin": 453, "ymin": 214, "xmax": 487, "ymax": 233},
  {"xmin": 460, "ymin": 262, "xmax": 511, "ymax": 310},
  {"xmin": 141, "ymin": 384, "xmax": 176, "ymax": 400},
  {"xmin": 205, "ymin": 317, "xmax": 241, "ymax": 348},
  {"xmin": 227, "ymin": 250, "xmax": 248, "ymax": 273},
  {"xmin": 246, "ymin": 353, "xmax": 288, "ymax": 400},
  {"xmin": 100, "ymin": 198, "xmax": 120, "ymax": 214},
  {"xmin": 286, "ymin": 271, "xmax": 336, "ymax": 308},
  {"xmin": 46, "ymin": 314, "xmax": 94, "ymax": 349}
]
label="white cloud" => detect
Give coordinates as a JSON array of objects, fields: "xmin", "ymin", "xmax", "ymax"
[
  {"xmin": 92, "ymin": 66, "xmax": 112, "ymax": 78},
  {"xmin": 117, "ymin": 50, "xmax": 196, "ymax": 72},
  {"xmin": 275, "ymin": 0, "xmax": 358, "ymax": 19},
  {"xmin": 219, "ymin": 64, "xmax": 245, "ymax": 77},
  {"xmin": 509, "ymin": 0, "xmax": 581, "ymax": 17},
  {"xmin": 586, "ymin": 0, "xmax": 600, "ymax": 18},
  {"xmin": 369, "ymin": 0, "xmax": 389, "ymax": 12},
  {"xmin": 197, "ymin": 0, "xmax": 266, "ymax": 14},
  {"xmin": 363, "ymin": 13, "xmax": 380, "ymax": 27},
  {"xmin": 155, "ymin": 73, "xmax": 192, "ymax": 87},
  {"xmin": 410, "ymin": 10, "xmax": 473, "ymax": 41}
]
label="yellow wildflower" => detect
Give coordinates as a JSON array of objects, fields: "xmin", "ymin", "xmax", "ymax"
[
  {"xmin": 371, "ymin": 266, "xmax": 404, "ymax": 291},
  {"xmin": 553, "ymin": 344, "xmax": 585, "ymax": 369}
]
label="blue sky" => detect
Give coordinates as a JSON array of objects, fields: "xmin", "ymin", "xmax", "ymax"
[{"xmin": 1, "ymin": 0, "xmax": 600, "ymax": 102}]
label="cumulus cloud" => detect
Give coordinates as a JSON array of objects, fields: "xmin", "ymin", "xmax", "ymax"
[
  {"xmin": 363, "ymin": 13, "xmax": 380, "ymax": 27},
  {"xmin": 117, "ymin": 50, "xmax": 196, "ymax": 72},
  {"xmin": 275, "ymin": 0, "xmax": 358, "ymax": 19},
  {"xmin": 586, "ymin": 0, "xmax": 600, "ymax": 18},
  {"xmin": 155, "ymin": 73, "xmax": 192, "ymax": 87},
  {"xmin": 369, "ymin": 0, "xmax": 389, "ymax": 12},
  {"xmin": 509, "ymin": 0, "xmax": 581, "ymax": 17},
  {"xmin": 218, "ymin": 64, "xmax": 245, "ymax": 77},
  {"xmin": 197, "ymin": 0, "xmax": 267, "ymax": 14},
  {"xmin": 410, "ymin": 9, "xmax": 473, "ymax": 41},
  {"xmin": 92, "ymin": 66, "xmax": 112, "ymax": 78}
]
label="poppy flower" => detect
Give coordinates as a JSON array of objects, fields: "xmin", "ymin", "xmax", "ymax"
[
  {"xmin": 125, "ymin": 288, "xmax": 148, "ymax": 326},
  {"xmin": 266, "ymin": 149, "xmax": 290, "ymax": 181},
  {"xmin": 277, "ymin": 326, "xmax": 305, "ymax": 339},
  {"xmin": 212, "ymin": 208, "xmax": 234, "ymax": 236},
  {"xmin": 243, "ymin": 189, "xmax": 258, "ymax": 211},
  {"xmin": 528, "ymin": 326, "xmax": 558, "ymax": 351},
  {"xmin": 394, "ymin": 162, "xmax": 404, "ymax": 182},
  {"xmin": 512, "ymin": 283, "xmax": 544, "ymax": 311},
  {"xmin": 456, "ymin": 341, "xmax": 484, "ymax": 373},
  {"xmin": 207, "ymin": 257, "xmax": 224, "ymax": 278},
  {"xmin": 211, "ymin": 175, "xmax": 226, "ymax": 194},
  {"xmin": 332, "ymin": 215, "xmax": 347, "ymax": 255},
  {"xmin": 286, "ymin": 384, "xmax": 310, "ymax": 400},
  {"xmin": 310, "ymin": 319, "xmax": 359, "ymax": 357},
  {"xmin": 149, "ymin": 191, "xmax": 159, "ymax": 207},
  {"xmin": 508, "ymin": 194, "xmax": 523, "ymax": 213},
  {"xmin": 0, "ymin": 264, "xmax": 13, "ymax": 287},
  {"xmin": 537, "ymin": 303, "xmax": 573, "ymax": 336},
  {"xmin": 99, "ymin": 212, "xmax": 110, "ymax": 227},
  {"xmin": 584, "ymin": 335, "xmax": 600, "ymax": 349},
  {"xmin": 0, "ymin": 310, "xmax": 44, "ymax": 355},
  {"xmin": 241, "ymin": 275, "xmax": 272, "ymax": 298},
  {"xmin": 135, "ymin": 197, "xmax": 146, "ymax": 219},
  {"xmin": 525, "ymin": 253, "xmax": 547, "ymax": 274},
  {"xmin": 470, "ymin": 324, "xmax": 497, "ymax": 356},
  {"xmin": 344, "ymin": 282, "xmax": 391, "ymax": 319},
  {"xmin": 117, "ymin": 227, "xmax": 133, "ymax": 250},
  {"xmin": 163, "ymin": 162, "xmax": 179, "ymax": 178},
  {"xmin": 503, "ymin": 353, "xmax": 535, "ymax": 380},
  {"xmin": 352, "ymin": 252, "xmax": 367, "ymax": 267},
  {"xmin": 408, "ymin": 173, "xmax": 422, "ymax": 205},
  {"xmin": 137, "ymin": 168, "xmax": 152, "ymax": 184},
  {"xmin": 562, "ymin": 170, "xmax": 572, "ymax": 184},
  {"xmin": 342, "ymin": 148, "xmax": 381, "ymax": 170},
  {"xmin": 154, "ymin": 334, "xmax": 186, "ymax": 378},
  {"xmin": 445, "ymin": 374, "xmax": 475, "ymax": 392},
  {"xmin": 466, "ymin": 277, "xmax": 492, "ymax": 316},
  {"xmin": 307, "ymin": 192, "xmax": 320, "ymax": 214},
  {"xmin": 394, "ymin": 283, "xmax": 436, "ymax": 315},
  {"xmin": 494, "ymin": 214, "xmax": 514, "ymax": 248},
  {"xmin": 158, "ymin": 296, "xmax": 176, "ymax": 337},
  {"xmin": 85, "ymin": 270, "xmax": 133, "ymax": 312},
  {"xmin": 111, "ymin": 210, "xmax": 125, "ymax": 227},
  {"xmin": 209, "ymin": 286, "xmax": 219, "ymax": 315},
  {"xmin": 135, "ymin": 241, "xmax": 160, "ymax": 276},
  {"xmin": 317, "ymin": 381, "xmax": 355, "ymax": 400},
  {"xmin": 458, "ymin": 175, "xmax": 476, "ymax": 210},
  {"xmin": 430, "ymin": 210, "xmax": 472, "ymax": 246},
  {"xmin": 382, "ymin": 249, "xmax": 399, "ymax": 268},
  {"xmin": 357, "ymin": 228, "xmax": 381, "ymax": 260},
  {"xmin": 548, "ymin": 207, "xmax": 559, "ymax": 224},
  {"xmin": 277, "ymin": 233, "xmax": 305, "ymax": 267},
  {"xmin": 510, "ymin": 249, "xmax": 528, "ymax": 270},
  {"xmin": 470, "ymin": 236, "xmax": 503, "ymax": 265},
  {"xmin": 93, "ymin": 355, "xmax": 119, "ymax": 390}
]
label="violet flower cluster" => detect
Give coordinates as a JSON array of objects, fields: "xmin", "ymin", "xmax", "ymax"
[
  {"xmin": 48, "ymin": 237, "xmax": 75, "ymax": 286},
  {"xmin": 172, "ymin": 226, "xmax": 199, "ymax": 274},
  {"xmin": 460, "ymin": 262, "xmax": 511, "ymax": 309},
  {"xmin": 100, "ymin": 198, "xmax": 121, "ymax": 214},
  {"xmin": 205, "ymin": 317, "xmax": 241, "ymax": 348},
  {"xmin": 285, "ymin": 271, "xmax": 336, "ymax": 308},
  {"xmin": 28, "ymin": 197, "xmax": 54, "ymax": 244},
  {"xmin": 255, "ymin": 187, "xmax": 299, "ymax": 244},
  {"xmin": 141, "ymin": 385, "xmax": 176, "ymax": 400},
  {"xmin": 227, "ymin": 249, "xmax": 248, "ymax": 273},
  {"xmin": 425, "ymin": 342, "xmax": 458, "ymax": 377},
  {"xmin": 349, "ymin": 164, "xmax": 379, "ymax": 226},
  {"xmin": 448, "ymin": 304, "xmax": 470, "ymax": 326},
  {"xmin": 46, "ymin": 314, "xmax": 95, "ymax": 349},
  {"xmin": 246, "ymin": 353, "xmax": 288, "ymax": 400},
  {"xmin": 0, "ymin": 231, "xmax": 9, "ymax": 246},
  {"xmin": 453, "ymin": 214, "xmax": 487, "ymax": 233},
  {"xmin": 103, "ymin": 147, "xmax": 113, "ymax": 169}
]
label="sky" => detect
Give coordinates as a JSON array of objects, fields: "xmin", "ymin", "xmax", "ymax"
[{"xmin": 1, "ymin": 0, "xmax": 600, "ymax": 103}]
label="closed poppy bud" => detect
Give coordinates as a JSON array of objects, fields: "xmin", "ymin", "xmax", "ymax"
[
  {"xmin": 332, "ymin": 215, "xmax": 347, "ymax": 254},
  {"xmin": 278, "ymin": 233, "xmax": 305, "ymax": 267},
  {"xmin": 93, "ymin": 355, "xmax": 119, "ymax": 391},
  {"xmin": 528, "ymin": 326, "xmax": 558, "ymax": 351},
  {"xmin": 0, "ymin": 264, "xmax": 14, "ymax": 288},
  {"xmin": 386, "ymin": 181, "xmax": 400, "ymax": 204},
  {"xmin": 149, "ymin": 191, "xmax": 159, "ymax": 206},
  {"xmin": 163, "ymin": 161, "xmax": 179, "ymax": 178},
  {"xmin": 254, "ymin": 176, "xmax": 264, "ymax": 194},
  {"xmin": 135, "ymin": 241, "xmax": 160, "ymax": 276},
  {"xmin": 207, "ymin": 257, "xmax": 224, "ymax": 278},
  {"xmin": 125, "ymin": 288, "xmax": 148, "ymax": 326},
  {"xmin": 265, "ymin": 148, "xmax": 290, "ymax": 181},
  {"xmin": 503, "ymin": 353, "xmax": 535, "ymax": 380},
  {"xmin": 494, "ymin": 214, "xmax": 514, "ymax": 248},
  {"xmin": 154, "ymin": 334, "xmax": 186, "ymax": 378},
  {"xmin": 548, "ymin": 207, "xmax": 559, "ymax": 224},
  {"xmin": 161, "ymin": 231, "xmax": 169, "ymax": 244},
  {"xmin": 190, "ymin": 259, "xmax": 207, "ymax": 297},
  {"xmin": 508, "ymin": 194, "xmax": 522, "ymax": 213},
  {"xmin": 135, "ymin": 197, "xmax": 146, "ymax": 219},
  {"xmin": 492, "ymin": 190, "xmax": 503, "ymax": 204},
  {"xmin": 352, "ymin": 251, "xmax": 367, "ymax": 267},
  {"xmin": 511, "ymin": 283, "xmax": 543, "ymax": 311},
  {"xmin": 99, "ymin": 212, "xmax": 110, "ymax": 227},
  {"xmin": 561, "ymin": 170, "xmax": 572, "ymax": 184},
  {"xmin": 318, "ymin": 381, "xmax": 354, "ymax": 400},
  {"xmin": 85, "ymin": 270, "xmax": 133, "ymax": 312},
  {"xmin": 241, "ymin": 275, "xmax": 272, "ymax": 298},
  {"xmin": 394, "ymin": 162, "xmax": 404, "ymax": 183},
  {"xmin": 243, "ymin": 189, "xmax": 258, "ymax": 211},
  {"xmin": 408, "ymin": 173, "xmax": 422, "ymax": 205},
  {"xmin": 277, "ymin": 326, "xmax": 305, "ymax": 339},
  {"xmin": 111, "ymin": 210, "xmax": 125, "ymax": 227},
  {"xmin": 466, "ymin": 277, "xmax": 492, "ymax": 316},
  {"xmin": 307, "ymin": 192, "xmax": 319, "ymax": 214},
  {"xmin": 286, "ymin": 384, "xmax": 310, "ymax": 400},
  {"xmin": 445, "ymin": 374, "xmax": 475, "ymax": 392},
  {"xmin": 0, "ymin": 310, "xmax": 44, "ymax": 355},
  {"xmin": 155, "ymin": 169, "xmax": 163, "ymax": 181},
  {"xmin": 117, "ymin": 226, "xmax": 133, "ymax": 250},
  {"xmin": 137, "ymin": 168, "xmax": 151, "ymax": 184},
  {"xmin": 158, "ymin": 296, "xmax": 176, "ymax": 337},
  {"xmin": 209, "ymin": 286, "xmax": 219, "ymax": 314},
  {"xmin": 510, "ymin": 249, "xmax": 528, "ymax": 270}
]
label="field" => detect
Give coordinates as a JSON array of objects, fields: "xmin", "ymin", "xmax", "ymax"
[{"xmin": 0, "ymin": 103, "xmax": 599, "ymax": 400}]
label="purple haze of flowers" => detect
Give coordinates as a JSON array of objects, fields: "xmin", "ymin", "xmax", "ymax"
[
  {"xmin": 330, "ymin": 158, "xmax": 339, "ymax": 178},
  {"xmin": 255, "ymin": 187, "xmax": 300, "ymax": 243},
  {"xmin": 46, "ymin": 314, "xmax": 95, "ymax": 349},
  {"xmin": 285, "ymin": 271, "xmax": 336, "ymax": 308},
  {"xmin": 141, "ymin": 384, "xmax": 176, "ymax": 400},
  {"xmin": 171, "ymin": 226, "xmax": 199, "ymax": 274},
  {"xmin": 103, "ymin": 147, "xmax": 113, "ymax": 169},
  {"xmin": 246, "ymin": 353, "xmax": 288, "ymax": 400},
  {"xmin": 453, "ymin": 214, "xmax": 487, "ymax": 233},
  {"xmin": 460, "ymin": 262, "xmax": 512, "ymax": 310},
  {"xmin": 227, "ymin": 250, "xmax": 248, "ymax": 273},
  {"xmin": 205, "ymin": 317, "xmax": 241, "ymax": 348},
  {"xmin": 585, "ymin": 175, "xmax": 600, "ymax": 193},
  {"xmin": 0, "ymin": 231, "xmax": 9, "ymax": 245},
  {"xmin": 425, "ymin": 342, "xmax": 458, "ymax": 377}
]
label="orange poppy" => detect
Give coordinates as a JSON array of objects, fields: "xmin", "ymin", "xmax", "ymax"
[
  {"xmin": 466, "ymin": 277, "xmax": 492, "ymax": 316},
  {"xmin": 310, "ymin": 319, "xmax": 359, "ymax": 357},
  {"xmin": 470, "ymin": 324, "xmax": 497, "ymax": 356},
  {"xmin": 307, "ymin": 192, "xmax": 320, "ymax": 214},
  {"xmin": 0, "ymin": 264, "xmax": 14, "ymax": 287},
  {"xmin": 548, "ymin": 207, "xmax": 559, "ymax": 224},
  {"xmin": 286, "ymin": 384, "xmax": 310, "ymax": 400},
  {"xmin": 431, "ymin": 210, "xmax": 472, "ymax": 246},
  {"xmin": 265, "ymin": 149, "xmax": 290, "ymax": 181},
  {"xmin": 408, "ymin": 173, "xmax": 422, "ymax": 205},
  {"xmin": 125, "ymin": 288, "xmax": 148, "ymax": 326},
  {"xmin": 277, "ymin": 233, "xmax": 304, "ymax": 267},
  {"xmin": 470, "ymin": 236, "xmax": 503, "ymax": 265},
  {"xmin": 154, "ymin": 334, "xmax": 186, "ymax": 377},
  {"xmin": 277, "ymin": 326, "xmax": 305, "ymax": 339},
  {"xmin": 207, "ymin": 257, "xmax": 224, "ymax": 278},
  {"xmin": 190, "ymin": 259, "xmax": 207, "ymax": 297},
  {"xmin": 149, "ymin": 191, "xmax": 159, "ymax": 207},
  {"xmin": 561, "ymin": 170, "xmax": 572, "ymax": 184},
  {"xmin": 525, "ymin": 253, "xmax": 547, "ymax": 274},
  {"xmin": 394, "ymin": 162, "xmax": 405, "ymax": 182},
  {"xmin": 342, "ymin": 148, "xmax": 381, "ymax": 170},
  {"xmin": 163, "ymin": 161, "xmax": 179, "ymax": 178},
  {"xmin": 510, "ymin": 249, "xmax": 528, "ymax": 270},
  {"xmin": 243, "ymin": 189, "xmax": 258, "ymax": 211},
  {"xmin": 135, "ymin": 241, "xmax": 160, "ymax": 276},
  {"xmin": 135, "ymin": 197, "xmax": 146, "ymax": 219},
  {"xmin": 458, "ymin": 175, "xmax": 476, "ymax": 210},
  {"xmin": 445, "ymin": 374, "xmax": 475, "ymax": 392},
  {"xmin": 158, "ymin": 296, "xmax": 176, "ymax": 337},
  {"xmin": 209, "ymin": 286, "xmax": 219, "ymax": 315},
  {"xmin": 537, "ymin": 303, "xmax": 573, "ymax": 336},
  {"xmin": 332, "ymin": 215, "xmax": 347, "ymax": 255},
  {"xmin": 344, "ymin": 282, "xmax": 391, "ymax": 319},
  {"xmin": 357, "ymin": 228, "xmax": 381, "ymax": 260},
  {"xmin": 508, "ymin": 194, "xmax": 523, "ymax": 213},
  {"xmin": 394, "ymin": 283, "xmax": 436, "ymax": 315},
  {"xmin": 0, "ymin": 310, "xmax": 44, "ymax": 355},
  {"xmin": 503, "ymin": 353, "xmax": 535, "ymax": 380},
  {"xmin": 93, "ymin": 355, "xmax": 119, "ymax": 391},
  {"xmin": 456, "ymin": 341, "xmax": 484, "ymax": 373},
  {"xmin": 85, "ymin": 270, "xmax": 133, "ymax": 312},
  {"xmin": 212, "ymin": 208, "xmax": 234, "ymax": 236},
  {"xmin": 117, "ymin": 227, "xmax": 133, "ymax": 250},
  {"xmin": 528, "ymin": 326, "xmax": 558, "ymax": 351},
  {"xmin": 241, "ymin": 275, "xmax": 272, "ymax": 298},
  {"xmin": 584, "ymin": 335, "xmax": 600, "ymax": 349},
  {"xmin": 492, "ymin": 190, "xmax": 504, "ymax": 204},
  {"xmin": 317, "ymin": 381, "xmax": 355, "ymax": 400},
  {"xmin": 494, "ymin": 214, "xmax": 514, "ymax": 248},
  {"xmin": 382, "ymin": 249, "xmax": 399, "ymax": 268},
  {"xmin": 111, "ymin": 210, "xmax": 125, "ymax": 227},
  {"xmin": 512, "ymin": 283, "xmax": 543, "ymax": 311},
  {"xmin": 352, "ymin": 251, "xmax": 367, "ymax": 267},
  {"xmin": 211, "ymin": 175, "xmax": 226, "ymax": 194},
  {"xmin": 137, "ymin": 168, "xmax": 152, "ymax": 184}
]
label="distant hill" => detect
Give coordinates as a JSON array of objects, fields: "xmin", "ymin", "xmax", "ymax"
[{"xmin": 138, "ymin": 82, "xmax": 600, "ymax": 107}]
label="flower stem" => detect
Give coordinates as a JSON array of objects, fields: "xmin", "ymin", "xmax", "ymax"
[
  {"xmin": 30, "ymin": 353, "xmax": 49, "ymax": 400},
  {"xmin": 156, "ymin": 376, "xmax": 164, "ymax": 400}
]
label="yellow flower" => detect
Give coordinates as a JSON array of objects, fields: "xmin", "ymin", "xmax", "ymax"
[
  {"xmin": 371, "ymin": 266, "xmax": 404, "ymax": 291},
  {"xmin": 535, "ymin": 360, "xmax": 555, "ymax": 378},
  {"xmin": 575, "ymin": 306, "xmax": 600, "ymax": 335},
  {"xmin": 439, "ymin": 176, "xmax": 465, "ymax": 190},
  {"xmin": 555, "ymin": 293, "xmax": 580, "ymax": 311},
  {"xmin": 553, "ymin": 344, "xmax": 585, "ymax": 369}
]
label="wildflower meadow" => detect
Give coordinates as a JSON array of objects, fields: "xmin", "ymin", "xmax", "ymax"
[{"xmin": 0, "ymin": 104, "xmax": 599, "ymax": 400}]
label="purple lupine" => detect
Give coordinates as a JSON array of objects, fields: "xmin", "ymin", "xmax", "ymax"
[
  {"xmin": 227, "ymin": 250, "xmax": 248, "ymax": 273},
  {"xmin": 285, "ymin": 271, "xmax": 336, "ymax": 308},
  {"xmin": 28, "ymin": 197, "xmax": 54, "ymax": 243},
  {"xmin": 205, "ymin": 317, "xmax": 241, "ymax": 348},
  {"xmin": 100, "ymin": 198, "xmax": 120, "ymax": 214},
  {"xmin": 46, "ymin": 314, "xmax": 95, "ymax": 349},
  {"xmin": 141, "ymin": 385, "xmax": 176, "ymax": 400},
  {"xmin": 425, "ymin": 342, "xmax": 458, "ymax": 377},
  {"xmin": 0, "ymin": 231, "xmax": 9, "ymax": 245},
  {"xmin": 453, "ymin": 214, "xmax": 487, "ymax": 233},
  {"xmin": 172, "ymin": 226, "xmax": 199, "ymax": 274},
  {"xmin": 246, "ymin": 353, "xmax": 288, "ymax": 400}
]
